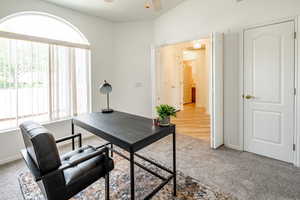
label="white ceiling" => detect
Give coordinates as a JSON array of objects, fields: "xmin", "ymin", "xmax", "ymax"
[{"xmin": 41, "ymin": 0, "xmax": 187, "ymax": 22}]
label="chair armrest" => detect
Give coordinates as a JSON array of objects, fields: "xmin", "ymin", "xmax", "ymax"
[
  {"xmin": 41, "ymin": 147, "xmax": 110, "ymax": 180},
  {"xmin": 56, "ymin": 133, "xmax": 82, "ymax": 144}
]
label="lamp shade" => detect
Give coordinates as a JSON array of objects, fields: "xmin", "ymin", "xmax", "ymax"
[{"xmin": 99, "ymin": 80, "xmax": 112, "ymax": 94}]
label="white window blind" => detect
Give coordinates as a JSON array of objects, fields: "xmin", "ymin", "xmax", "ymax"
[{"xmin": 0, "ymin": 38, "xmax": 90, "ymax": 131}]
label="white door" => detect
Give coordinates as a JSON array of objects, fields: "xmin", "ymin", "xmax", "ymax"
[
  {"xmin": 183, "ymin": 65, "xmax": 193, "ymax": 104},
  {"xmin": 244, "ymin": 21, "xmax": 295, "ymax": 163},
  {"xmin": 211, "ymin": 32, "xmax": 224, "ymax": 149},
  {"xmin": 153, "ymin": 46, "xmax": 161, "ymax": 112},
  {"xmin": 157, "ymin": 46, "xmax": 172, "ymax": 106},
  {"xmin": 174, "ymin": 48, "xmax": 184, "ymax": 110},
  {"xmin": 157, "ymin": 45, "xmax": 182, "ymax": 110}
]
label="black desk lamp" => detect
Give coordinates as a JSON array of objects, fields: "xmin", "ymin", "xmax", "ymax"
[{"xmin": 99, "ymin": 80, "xmax": 114, "ymax": 113}]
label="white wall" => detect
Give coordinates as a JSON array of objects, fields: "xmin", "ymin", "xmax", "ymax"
[
  {"xmin": 0, "ymin": 0, "xmax": 113, "ymax": 164},
  {"xmin": 154, "ymin": 0, "xmax": 300, "ymax": 150},
  {"xmin": 154, "ymin": 0, "xmax": 300, "ymax": 45},
  {"xmin": 111, "ymin": 21, "xmax": 154, "ymax": 117}
]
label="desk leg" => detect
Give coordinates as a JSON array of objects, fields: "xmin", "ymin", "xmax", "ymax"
[
  {"xmin": 130, "ymin": 152, "xmax": 135, "ymax": 200},
  {"xmin": 71, "ymin": 120, "xmax": 75, "ymax": 150},
  {"xmin": 105, "ymin": 173, "xmax": 110, "ymax": 200},
  {"xmin": 173, "ymin": 128, "xmax": 177, "ymax": 196}
]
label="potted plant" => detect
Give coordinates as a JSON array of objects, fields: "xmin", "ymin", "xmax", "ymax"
[{"xmin": 156, "ymin": 104, "xmax": 177, "ymax": 126}]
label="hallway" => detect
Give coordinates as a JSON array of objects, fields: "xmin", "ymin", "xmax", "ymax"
[{"xmin": 171, "ymin": 103, "xmax": 210, "ymax": 141}]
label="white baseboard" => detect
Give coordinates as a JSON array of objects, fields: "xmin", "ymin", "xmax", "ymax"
[
  {"xmin": 0, "ymin": 154, "xmax": 22, "ymax": 165},
  {"xmin": 224, "ymin": 143, "xmax": 243, "ymax": 151}
]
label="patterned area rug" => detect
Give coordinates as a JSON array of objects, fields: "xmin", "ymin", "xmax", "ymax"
[{"xmin": 18, "ymin": 154, "xmax": 237, "ymax": 200}]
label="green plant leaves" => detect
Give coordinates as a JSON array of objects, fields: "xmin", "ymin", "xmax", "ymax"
[{"xmin": 155, "ymin": 104, "xmax": 176, "ymax": 119}]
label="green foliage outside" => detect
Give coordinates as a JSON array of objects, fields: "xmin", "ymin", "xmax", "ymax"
[
  {"xmin": 0, "ymin": 80, "xmax": 44, "ymax": 89},
  {"xmin": 0, "ymin": 39, "xmax": 48, "ymax": 89}
]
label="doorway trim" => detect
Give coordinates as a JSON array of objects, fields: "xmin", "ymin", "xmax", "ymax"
[
  {"xmin": 150, "ymin": 34, "xmax": 224, "ymax": 149},
  {"xmin": 240, "ymin": 16, "xmax": 300, "ymax": 166}
]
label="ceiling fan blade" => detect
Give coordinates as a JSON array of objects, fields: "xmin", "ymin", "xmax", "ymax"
[{"xmin": 152, "ymin": 0, "xmax": 162, "ymax": 11}]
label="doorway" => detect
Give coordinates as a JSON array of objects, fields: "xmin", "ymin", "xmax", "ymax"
[
  {"xmin": 243, "ymin": 20, "xmax": 295, "ymax": 163},
  {"xmin": 152, "ymin": 33, "xmax": 224, "ymax": 148},
  {"xmin": 159, "ymin": 39, "xmax": 211, "ymax": 141}
]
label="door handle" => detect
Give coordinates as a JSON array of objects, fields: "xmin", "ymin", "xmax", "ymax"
[{"xmin": 244, "ymin": 95, "xmax": 255, "ymax": 99}]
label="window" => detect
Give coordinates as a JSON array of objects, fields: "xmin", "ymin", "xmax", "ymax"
[
  {"xmin": 0, "ymin": 13, "xmax": 89, "ymax": 45},
  {"xmin": 0, "ymin": 12, "xmax": 91, "ymax": 131}
]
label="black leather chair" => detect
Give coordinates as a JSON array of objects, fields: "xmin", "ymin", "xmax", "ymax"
[{"xmin": 19, "ymin": 121, "xmax": 114, "ymax": 200}]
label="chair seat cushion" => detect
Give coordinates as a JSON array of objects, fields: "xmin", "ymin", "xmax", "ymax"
[{"xmin": 61, "ymin": 145, "xmax": 114, "ymax": 185}]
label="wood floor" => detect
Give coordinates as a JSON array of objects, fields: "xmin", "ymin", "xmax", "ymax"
[{"xmin": 171, "ymin": 103, "xmax": 210, "ymax": 140}]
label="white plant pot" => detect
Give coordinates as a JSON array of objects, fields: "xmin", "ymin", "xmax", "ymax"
[{"xmin": 159, "ymin": 116, "xmax": 170, "ymax": 126}]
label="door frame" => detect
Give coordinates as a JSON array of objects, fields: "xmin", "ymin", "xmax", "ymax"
[
  {"xmin": 240, "ymin": 16, "xmax": 300, "ymax": 166},
  {"xmin": 150, "ymin": 34, "xmax": 224, "ymax": 149}
]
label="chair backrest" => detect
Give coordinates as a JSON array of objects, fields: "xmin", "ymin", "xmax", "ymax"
[{"xmin": 20, "ymin": 121, "xmax": 61, "ymax": 175}]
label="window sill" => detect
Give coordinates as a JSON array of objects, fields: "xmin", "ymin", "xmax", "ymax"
[{"xmin": 0, "ymin": 117, "xmax": 72, "ymax": 134}]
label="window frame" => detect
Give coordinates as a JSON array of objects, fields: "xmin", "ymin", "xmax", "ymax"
[
  {"xmin": 0, "ymin": 12, "xmax": 92, "ymax": 132},
  {"xmin": 0, "ymin": 11, "xmax": 90, "ymax": 48}
]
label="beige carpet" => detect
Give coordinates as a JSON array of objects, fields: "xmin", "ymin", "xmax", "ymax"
[{"xmin": 18, "ymin": 154, "xmax": 236, "ymax": 200}]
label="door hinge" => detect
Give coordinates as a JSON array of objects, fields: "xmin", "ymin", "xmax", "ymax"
[
  {"xmin": 295, "ymin": 32, "xmax": 297, "ymax": 39},
  {"xmin": 293, "ymin": 144, "xmax": 296, "ymax": 151}
]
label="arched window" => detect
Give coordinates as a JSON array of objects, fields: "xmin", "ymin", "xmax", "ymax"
[
  {"xmin": 0, "ymin": 12, "xmax": 91, "ymax": 131},
  {"xmin": 0, "ymin": 12, "xmax": 90, "ymax": 48},
  {"xmin": 0, "ymin": 12, "xmax": 89, "ymax": 44}
]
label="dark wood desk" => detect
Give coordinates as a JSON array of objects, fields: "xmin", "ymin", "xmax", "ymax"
[{"xmin": 72, "ymin": 111, "xmax": 176, "ymax": 200}]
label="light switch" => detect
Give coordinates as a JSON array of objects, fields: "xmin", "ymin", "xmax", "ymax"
[{"xmin": 135, "ymin": 82, "xmax": 143, "ymax": 88}]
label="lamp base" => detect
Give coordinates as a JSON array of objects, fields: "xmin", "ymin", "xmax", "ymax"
[{"xmin": 102, "ymin": 108, "xmax": 114, "ymax": 113}]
